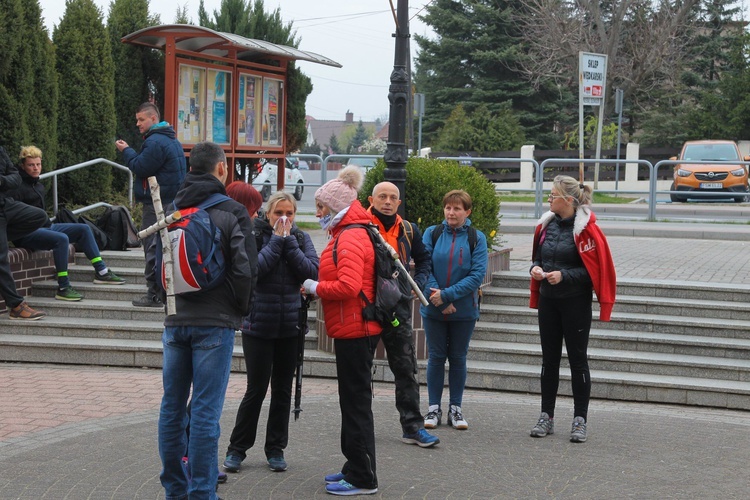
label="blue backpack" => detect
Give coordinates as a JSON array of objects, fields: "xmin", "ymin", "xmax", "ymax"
[{"xmin": 156, "ymin": 193, "xmax": 230, "ymax": 295}]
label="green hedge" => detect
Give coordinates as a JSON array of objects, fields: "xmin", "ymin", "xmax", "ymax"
[{"xmin": 359, "ymin": 157, "xmax": 500, "ymax": 248}]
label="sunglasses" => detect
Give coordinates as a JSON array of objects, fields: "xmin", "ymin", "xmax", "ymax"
[{"xmin": 547, "ymin": 194, "xmax": 566, "ymax": 200}]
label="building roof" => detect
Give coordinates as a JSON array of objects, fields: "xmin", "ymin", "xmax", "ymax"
[
  {"xmin": 306, "ymin": 114, "xmax": 384, "ymax": 148},
  {"xmin": 122, "ymin": 24, "xmax": 341, "ymax": 68}
]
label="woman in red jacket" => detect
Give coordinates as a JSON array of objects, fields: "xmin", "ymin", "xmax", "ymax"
[
  {"xmin": 528, "ymin": 175, "xmax": 616, "ymax": 444},
  {"xmin": 302, "ymin": 166, "xmax": 381, "ymax": 496}
]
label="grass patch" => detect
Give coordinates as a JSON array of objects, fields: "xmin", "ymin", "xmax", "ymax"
[
  {"xmin": 497, "ymin": 192, "xmax": 638, "ymax": 204},
  {"xmin": 295, "ymin": 221, "xmax": 320, "ymax": 230}
]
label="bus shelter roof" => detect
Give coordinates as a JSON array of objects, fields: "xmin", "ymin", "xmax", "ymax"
[{"xmin": 122, "ymin": 24, "xmax": 342, "ymax": 68}]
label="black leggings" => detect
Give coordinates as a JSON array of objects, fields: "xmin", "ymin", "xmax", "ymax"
[{"xmin": 537, "ymin": 292, "xmax": 592, "ymax": 420}]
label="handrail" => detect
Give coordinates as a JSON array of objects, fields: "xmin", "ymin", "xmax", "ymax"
[{"xmin": 40, "ymin": 158, "xmax": 133, "ymax": 216}]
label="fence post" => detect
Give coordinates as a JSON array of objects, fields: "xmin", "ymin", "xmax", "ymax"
[
  {"xmin": 520, "ymin": 145, "xmax": 535, "ymax": 189},
  {"xmin": 624, "ymin": 143, "xmax": 640, "ymax": 189}
]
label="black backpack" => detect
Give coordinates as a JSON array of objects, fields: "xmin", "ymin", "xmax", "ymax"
[
  {"xmin": 55, "ymin": 207, "xmax": 109, "ymax": 252},
  {"xmin": 96, "ymin": 206, "xmax": 141, "ymax": 251},
  {"xmin": 430, "ymin": 224, "xmax": 478, "ymax": 253},
  {"xmin": 332, "ymin": 223, "xmax": 410, "ymax": 328}
]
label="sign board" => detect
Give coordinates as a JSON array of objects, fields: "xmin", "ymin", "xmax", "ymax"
[{"xmin": 579, "ymin": 52, "xmax": 607, "ymax": 106}]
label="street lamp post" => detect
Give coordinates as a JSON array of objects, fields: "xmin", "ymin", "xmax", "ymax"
[{"xmin": 384, "ymin": 0, "xmax": 409, "ymax": 217}]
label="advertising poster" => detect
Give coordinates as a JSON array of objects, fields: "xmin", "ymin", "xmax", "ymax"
[
  {"xmin": 244, "ymin": 75, "xmax": 258, "ymax": 145},
  {"xmin": 262, "ymin": 79, "xmax": 282, "ymax": 146},
  {"xmin": 177, "ymin": 64, "xmax": 205, "ymax": 143},
  {"xmin": 206, "ymin": 69, "xmax": 230, "ymax": 144}
]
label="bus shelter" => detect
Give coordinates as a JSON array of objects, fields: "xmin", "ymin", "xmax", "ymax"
[{"xmin": 122, "ymin": 24, "xmax": 341, "ymax": 185}]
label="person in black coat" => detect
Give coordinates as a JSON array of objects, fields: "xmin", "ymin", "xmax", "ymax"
[{"xmin": 223, "ymin": 191, "xmax": 319, "ymax": 474}]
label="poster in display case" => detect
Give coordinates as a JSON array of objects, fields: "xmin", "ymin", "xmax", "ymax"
[
  {"xmin": 238, "ymin": 74, "xmax": 261, "ymax": 145},
  {"xmin": 262, "ymin": 78, "xmax": 283, "ymax": 147},
  {"xmin": 177, "ymin": 65, "xmax": 205, "ymax": 144},
  {"xmin": 206, "ymin": 68, "xmax": 231, "ymax": 144}
]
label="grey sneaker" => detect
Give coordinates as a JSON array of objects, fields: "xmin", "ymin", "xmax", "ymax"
[
  {"xmin": 424, "ymin": 405, "xmax": 442, "ymax": 429},
  {"xmin": 448, "ymin": 404, "xmax": 468, "ymax": 430},
  {"xmin": 570, "ymin": 416, "xmax": 587, "ymax": 443},
  {"xmin": 530, "ymin": 412, "xmax": 554, "ymax": 437},
  {"xmin": 132, "ymin": 294, "xmax": 163, "ymax": 308}
]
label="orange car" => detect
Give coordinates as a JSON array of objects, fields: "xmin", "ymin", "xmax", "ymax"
[{"xmin": 670, "ymin": 140, "xmax": 750, "ymax": 202}]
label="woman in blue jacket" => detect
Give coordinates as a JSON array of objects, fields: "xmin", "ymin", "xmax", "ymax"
[
  {"xmin": 223, "ymin": 191, "xmax": 319, "ymax": 474},
  {"xmin": 421, "ymin": 190, "xmax": 488, "ymax": 431}
]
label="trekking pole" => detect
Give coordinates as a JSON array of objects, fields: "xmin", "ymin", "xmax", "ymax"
[
  {"xmin": 371, "ymin": 229, "xmax": 429, "ymax": 306},
  {"xmin": 148, "ymin": 177, "xmax": 176, "ymax": 315},
  {"xmin": 137, "ymin": 211, "xmax": 181, "ymax": 240},
  {"xmin": 293, "ymin": 294, "xmax": 312, "ymax": 421}
]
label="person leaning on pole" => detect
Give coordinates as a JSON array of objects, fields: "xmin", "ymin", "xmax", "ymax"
[
  {"xmin": 116, "ymin": 102, "xmax": 186, "ymax": 308},
  {"xmin": 365, "ymin": 181, "xmax": 439, "ymax": 448}
]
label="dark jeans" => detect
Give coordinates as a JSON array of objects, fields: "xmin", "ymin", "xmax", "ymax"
[
  {"xmin": 380, "ymin": 322, "xmax": 422, "ymax": 434},
  {"xmin": 14, "ymin": 223, "xmax": 102, "ymax": 279},
  {"xmin": 226, "ymin": 334, "xmax": 298, "ymax": 460},
  {"xmin": 537, "ymin": 292, "xmax": 593, "ymax": 420},
  {"xmin": 335, "ymin": 334, "xmax": 380, "ymax": 490},
  {"xmin": 141, "ymin": 203, "xmax": 157, "ymax": 296},
  {"xmin": 0, "ymin": 199, "xmax": 48, "ymax": 308}
]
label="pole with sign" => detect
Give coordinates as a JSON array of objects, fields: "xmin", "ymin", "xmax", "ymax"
[
  {"xmin": 414, "ymin": 93, "xmax": 425, "ymax": 155},
  {"xmin": 579, "ymin": 51, "xmax": 608, "ymax": 188}
]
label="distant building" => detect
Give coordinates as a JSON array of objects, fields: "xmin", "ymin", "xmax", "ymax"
[{"xmin": 305, "ymin": 110, "xmax": 386, "ymax": 153}]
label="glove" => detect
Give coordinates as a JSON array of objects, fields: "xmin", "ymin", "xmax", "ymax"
[{"xmin": 302, "ymin": 279, "xmax": 318, "ymax": 296}]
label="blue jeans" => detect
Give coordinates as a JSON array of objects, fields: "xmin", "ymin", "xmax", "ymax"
[
  {"xmin": 423, "ymin": 317, "xmax": 476, "ymax": 408},
  {"xmin": 14, "ymin": 223, "xmax": 101, "ymax": 277},
  {"xmin": 158, "ymin": 326, "xmax": 234, "ymax": 500}
]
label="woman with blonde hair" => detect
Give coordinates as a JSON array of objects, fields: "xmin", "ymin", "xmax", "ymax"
[{"xmin": 528, "ymin": 175, "xmax": 616, "ymax": 443}]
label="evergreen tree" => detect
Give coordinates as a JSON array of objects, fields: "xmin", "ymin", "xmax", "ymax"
[
  {"xmin": 300, "ymin": 139, "xmax": 321, "ymax": 155},
  {"xmin": 198, "ymin": 0, "xmax": 312, "ymax": 151},
  {"xmin": 326, "ymin": 133, "xmax": 340, "ymax": 156},
  {"xmin": 0, "ymin": 0, "xmax": 28, "ymax": 150},
  {"xmin": 54, "ymin": 0, "xmax": 116, "ymax": 205},
  {"xmin": 435, "ymin": 103, "xmax": 525, "ymax": 153},
  {"xmin": 349, "ymin": 120, "xmax": 370, "ymax": 153},
  {"xmin": 414, "ymin": 0, "xmax": 567, "ymax": 149}
]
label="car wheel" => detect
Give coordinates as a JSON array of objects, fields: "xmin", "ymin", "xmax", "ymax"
[
  {"xmin": 294, "ymin": 181, "xmax": 304, "ymax": 201},
  {"xmin": 261, "ymin": 183, "xmax": 272, "ymax": 202},
  {"xmin": 669, "ymin": 182, "xmax": 681, "ymax": 203},
  {"xmin": 733, "ymin": 191, "xmax": 749, "ymax": 203}
]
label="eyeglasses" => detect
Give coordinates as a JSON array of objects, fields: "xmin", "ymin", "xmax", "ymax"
[{"xmin": 547, "ymin": 194, "xmax": 566, "ymax": 200}]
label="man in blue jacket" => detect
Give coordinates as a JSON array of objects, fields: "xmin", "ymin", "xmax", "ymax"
[{"xmin": 116, "ymin": 103, "xmax": 186, "ymax": 307}]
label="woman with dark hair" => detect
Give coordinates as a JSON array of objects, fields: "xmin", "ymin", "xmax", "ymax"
[
  {"xmin": 528, "ymin": 175, "xmax": 616, "ymax": 443},
  {"xmin": 223, "ymin": 190, "xmax": 318, "ymax": 474}
]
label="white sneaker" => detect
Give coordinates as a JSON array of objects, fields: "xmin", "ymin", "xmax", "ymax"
[
  {"xmin": 424, "ymin": 404, "xmax": 442, "ymax": 429},
  {"xmin": 448, "ymin": 404, "xmax": 468, "ymax": 430}
]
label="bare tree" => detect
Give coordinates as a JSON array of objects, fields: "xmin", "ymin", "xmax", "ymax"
[{"xmin": 515, "ymin": 0, "xmax": 701, "ymax": 114}]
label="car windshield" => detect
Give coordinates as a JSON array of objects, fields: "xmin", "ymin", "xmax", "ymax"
[
  {"xmin": 683, "ymin": 144, "xmax": 739, "ymax": 161},
  {"xmin": 347, "ymin": 157, "xmax": 378, "ymax": 168}
]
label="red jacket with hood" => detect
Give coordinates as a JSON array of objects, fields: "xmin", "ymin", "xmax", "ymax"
[
  {"xmin": 317, "ymin": 201, "xmax": 383, "ymax": 339},
  {"xmin": 529, "ymin": 207, "xmax": 616, "ymax": 321}
]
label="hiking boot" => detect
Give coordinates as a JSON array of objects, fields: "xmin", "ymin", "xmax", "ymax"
[
  {"xmin": 530, "ymin": 412, "xmax": 554, "ymax": 437},
  {"xmin": 132, "ymin": 294, "xmax": 163, "ymax": 308},
  {"xmin": 401, "ymin": 428, "xmax": 440, "ymax": 448},
  {"xmin": 448, "ymin": 405, "xmax": 468, "ymax": 430},
  {"xmin": 570, "ymin": 416, "xmax": 587, "ymax": 443},
  {"xmin": 424, "ymin": 405, "xmax": 442, "ymax": 429},
  {"xmin": 267, "ymin": 456, "xmax": 288, "ymax": 472},
  {"xmin": 222, "ymin": 454, "xmax": 242, "ymax": 473},
  {"xmin": 55, "ymin": 286, "xmax": 83, "ymax": 301},
  {"xmin": 9, "ymin": 302, "xmax": 46, "ymax": 320},
  {"xmin": 325, "ymin": 480, "xmax": 377, "ymax": 496},
  {"xmin": 325, "ymin": 472, "xmax": 345, "ymax": 484},
  {"xmin": 93, "ymin": 270, "xmax": 126, "ymax": 285}
]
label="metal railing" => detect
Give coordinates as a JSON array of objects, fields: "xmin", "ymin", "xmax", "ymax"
[{"xmin": 40, "ymin": 158, "xmax": 133, "ymax": 216}]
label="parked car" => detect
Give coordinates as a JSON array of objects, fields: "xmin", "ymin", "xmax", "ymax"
[
  {"xmin": 251, "ymin": 157, "xmax": 305, "ymax": 202},
  {"xmin": 670, "ymin": 140, "xmax": 750, "ymax": 203},
  {"xmin": 345, "ymin": 156, "xmax": 379, "ymax": 172}
]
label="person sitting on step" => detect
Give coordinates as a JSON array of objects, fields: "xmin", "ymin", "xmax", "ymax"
[{"xmin": 8, "ymin": 146, "xmax": 125, "ymax": 301}]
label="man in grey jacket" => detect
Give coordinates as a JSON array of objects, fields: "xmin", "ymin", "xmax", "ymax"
[{"xmin": 156, "ymin": 141, "xmax": 257, "ymax": 500}]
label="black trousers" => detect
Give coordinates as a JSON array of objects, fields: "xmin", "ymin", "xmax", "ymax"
[
  {"xmin": 0, "ymin": 199, "xmax": 48, "ymax": 308},
  {"xmin": 140, "ymin": 203, "xmax": 158, "ymax": 296},
  {"xmin": 537, "ymin": 292, "xmax": 593, "ymax": 420},
  {"xmin": 226, "ymin": 334, "xmax": 298, "ymax": 460},
  {"xmin": 335, "ymin": 334, "xmax": 380, "ymax": 490},
  {"xmin": 380, "ymin": 322, "xmax": 422, "ymax": 434}
]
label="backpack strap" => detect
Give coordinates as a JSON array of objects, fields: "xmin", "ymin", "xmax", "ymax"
[
  {"xmin": 400, "ymin": 220, "xmax": 413, "ymax": 249},
  {"xmin": 195, "ymin": 193, "xmax": 231, "ymax": 210},
  {"xmin": 431, "ymin": 223, "xmax": 477, "ymax": 253},
  {"xmin": 332, "ymin": 223, "xmax": 376, "ymax": 306}
]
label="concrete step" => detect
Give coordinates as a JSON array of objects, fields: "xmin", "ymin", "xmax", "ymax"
[
  {"xmin": 74, "ymin": 250, "xmax": 146, "ymax": 269},
  {"xmin": 472, "ymin": 322, "xmax": 750, "ymax": 360},
  {"xmin": 22, "ymin": 297, "xmax": 167, "ymax": 322},
  {"xmin": 492, "ymin": 271, "xmax": 750, "ymax": 303},
  {"xmin": 482, "ymin": 287, "xmax": 750, "ymax": 322},
  {"xmin": 31, "ymin": 280, "xmax": 153, "ymax": 302},
  {"xmin": 66, "ymin": 265, "xmax": 148, "ymax": 285},
  {"xmin": 466, "ymin": 339, "xmax": 750, "ymax": 382},
  {"xmin": 479, "ymin": 303, "xmax": 750, "ymax": 340}
]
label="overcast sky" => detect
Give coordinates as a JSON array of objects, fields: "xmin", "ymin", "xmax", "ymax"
[{"xmin": 40, "ymin": 0, "xmax": 432, "ymax": 124}]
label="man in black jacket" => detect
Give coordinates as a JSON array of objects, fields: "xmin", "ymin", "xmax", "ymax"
[
  {"xmin": 157, "ymin": 142, "xmax": 257, "ymax": 500},
  {"xmin": 0, "ymin": 146, "xmax": 48, "ymax": 319},
  {"xmin": 366, "ymin": 181, "xmax": 439, "ymax": 448}
]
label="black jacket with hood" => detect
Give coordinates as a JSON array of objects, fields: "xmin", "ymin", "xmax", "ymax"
[{"xmin": 162, "ymin": 171, "xmax": 258, "ymax": 329}]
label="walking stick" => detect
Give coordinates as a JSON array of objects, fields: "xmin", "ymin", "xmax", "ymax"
[
  {"xmin": 147, "ymin": 177, "xmax": 177, "ymax": 315},
  {"xmin": 293, "ymin": 294, "xmax": 312, "ymax": 421},
  {"xmin": 369, "ymin": 227, "xmax": 429, "ymax": 306}
]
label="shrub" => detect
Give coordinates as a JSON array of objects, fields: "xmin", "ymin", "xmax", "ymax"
[{"xmin": 359, "ymin": 157, "xmax": 501, "ymax": 248}]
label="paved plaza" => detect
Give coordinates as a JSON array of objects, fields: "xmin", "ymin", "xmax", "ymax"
[{"xmin": 1, "ymin": 218, "xmax": 750, "ymax": 499}]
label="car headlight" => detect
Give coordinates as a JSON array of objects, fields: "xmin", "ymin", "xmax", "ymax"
[
  {"xmin": 731, "ymin": 167, "xmax": 746, "ymax": 176},
  {"xmin": 677, "ymin": 169, "xmax": 692, "ymax": 177}
]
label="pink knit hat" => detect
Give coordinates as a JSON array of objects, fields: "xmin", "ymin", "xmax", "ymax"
[{"xmin": 315, "ymin": 165, "xmax": 364, "ymax": 213}]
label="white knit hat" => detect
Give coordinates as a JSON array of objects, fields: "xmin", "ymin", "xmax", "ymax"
[{"xmin": 314, "ymin": 165, "xmax": 364, "ymax": 213}]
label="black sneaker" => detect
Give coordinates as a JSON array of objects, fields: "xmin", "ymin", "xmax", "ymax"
[{"xmin": 132, "ymin": 294, "xmax": 163, "ymax": 308}]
